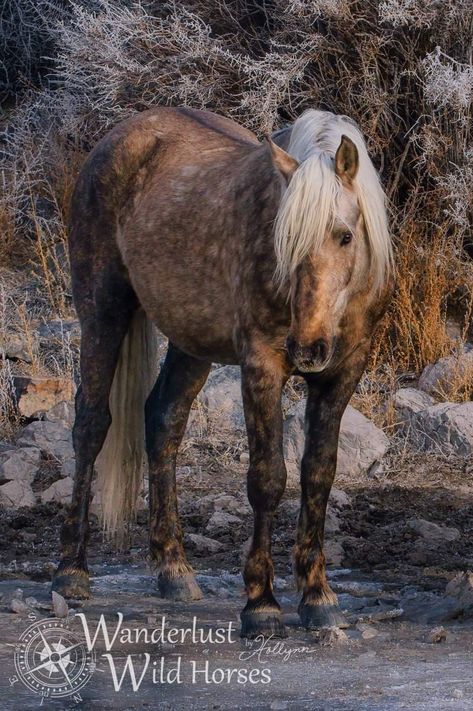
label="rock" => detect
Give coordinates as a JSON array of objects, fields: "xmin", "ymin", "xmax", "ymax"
[
  {"xmin": 319, "ymin": 626, "xmax": 348, "ymax": 646},
  {"xmin": 212, "ymin": 494, "xmax": 250, "ymax": 516},
  {"xmin": 45, "ymin": 401, "xmax": 75, "ymax": 429},
  {"xmin": 193, "ymin": 493, "xmax": 219, "ymax": 516},
  {"xmin": 445, "ymin": 571, "xmax": 473, "ymax": 613},
  {"xmin": 407, "ymin": 518, "xmax": 460, "ymax": 544},
  {"xmin": 366, "ymin": 608, "xmax": 403, "ymax": 622},
  {"xmin": 329, "ymin": 488, "xmax": 351, "ymax": 509},
  {"xmin": 37, "ymin": 319, "xmax": 80, "ymax": 341},
  {"xmin": 2, "ymin": 333, "xmax": 34, "ymax": 362},
  {"xmin": 325, "ymin": 507, "xmax": 341, "ymax": 535},
  {"xmin": 11, "ymin": 598, "xmax": 30, "ymax": 614},
  {"xmin": 0, "ymin": 447, "xmax": 41, "ymax": 482},
  {"xmin": 427, "ymin": 626, "xmax": 448, "ymax": 643},
  {"xmin": 0, "ymin": 479, "xmax": 36, "ymax": 508},
  {"xmin": 52, "ymin": 591, "xmax": 69, "ymax": 618},
  {"xmin": 206, "ymin": 510, "xmax": 242, "ymax": 534},
  {"xmin": 13, "ymin": 376, "xmax": 75, "ymax": 418},
  {"xmin": 408, "ymin": 402, "xmax": 473, "ymax": 456},
  {"xmin": 393, "ymin": 388, "xmax": 436, "ymax": 423},
  {"xmin": 185, "ymin": 533, "xmax": 225, "ymax": 555},
  {"xmin": 337, "ymin": 407, "xmax": 390, "ymax": 477},
  {"xmin": 284, "ymin": 401, "xmax": 389, "ymax": 484},
  {"xmin": 402, "ymin": 574, "xmax": 473, "ymax": 624},
  {"xmin": 240, "ymin": 536, "xmax": 253, "ymax": 564},
  {"xmin": 61, "ymin": 458, "xmax": 75, "ymax": 478},
  {"xmin": 195, "ymin": 366, "xmax": 245, "ymax": 433},
  {"xmin": 418, "ymin": 347, "xmax": 473, "ymax": 398},
  {"xmin": 356, "ymin": 622, "xmax": 378, "ymax": 639},
  {"xmin": 18, "ymin": 420, "xmax": 74, "ymax": 461},
  {"xmin": 25, "ymin": 596, "xmax": 40, "ymax": 609},
  {"xmin": 325, "ymin": 539, "xmax": 344, "ymax": 567},
  {"xmin": 41, "ymin": 476, "xmax": 74, "ymax": 504}
]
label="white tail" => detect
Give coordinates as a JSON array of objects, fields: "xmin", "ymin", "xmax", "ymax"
[{"xmin": 95, "ymin": 309, "xmax": 157, "ymax": 540}]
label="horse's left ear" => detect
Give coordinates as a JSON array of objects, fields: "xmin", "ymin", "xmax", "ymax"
[
  {"xmin": 264, "ymin": 136, "xmax": 299, "ymax": 182},
  {"xmin": 335, "ymin": 135, "xmax": 359, "ymax": 185}
]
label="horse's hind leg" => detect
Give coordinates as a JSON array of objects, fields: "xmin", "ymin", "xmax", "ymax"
[
  {"xmin": 145, "ymin": 344, "xmax": 210, "ymax": 601},
  {"xmin": 52, "ymin": 285, "xmax": 137, "ymax": 599}
]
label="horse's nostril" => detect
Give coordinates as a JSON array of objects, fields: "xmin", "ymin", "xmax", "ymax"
[{"xmin": 312, "ymin": 338, "xmax": 329, "ymax": 363}]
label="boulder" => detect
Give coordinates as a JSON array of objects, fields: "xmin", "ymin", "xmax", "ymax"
[
  {"xmin": 338, "ymin": 407, "xmax": 390, "ymax": 477},
  {"xmin": 408, "ymin": 402, "xmax": 473, "ymax": 456},
  {"xmin": 284, "ymin": 401, "xmax": 389, "ymax": 484},
  {"xmin": 37, "ymin": 319, "xmax": 80, "ymax": 341},
  {"xmin": 41, "ymin": 476, "xmax": 74, "ymax": 504},
  {"xmin": 18, "ymin": 420, "xmax": 74, "ymax": 461},
  {"xmin": 206, "ymin": 510, "xmax": 242, "ymax": 534},
  {"xmin": 195, "ymin": 366, "xmax": 245, "ymax": 433},
  {"xmin": 0, "ymin": 479, "xmax": 36, "ymax": 508},
  {"xmin": 45, "ymin": 401, "xmax": 75, "ymax": 429},
  {"xmin": 445, "ymin": 571, "xmax": 473, "ymax": 612},
  {"xmin": 13, "ymin": 376, "xmax": 75, "ymax": 418},
  {"xmin": 2, "ymin": 333, "xmax": 34, "ymax": 362},
  {"xmin": 185, "ymin": 533, "xmax": 225, "ymax": 555},
  {"xmin": 393, "ymin": 387, "xmax": 435, "ymax": 423},
  {"xmin": 407, "ymin": 518, "xmax": 460, "ymax": 544},
  {"xmin": 212, "ymin": 494, "xmax": 250, "ymax": 516},
  {"xmin": 418, "ymin": 347, "xmax": 473, "ymax": 398},
  {"xmin": 0, "ymin": 447, "xmax": 41, "ymax": 482}
]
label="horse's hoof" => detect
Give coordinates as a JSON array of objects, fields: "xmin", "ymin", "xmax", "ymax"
[
  {"xmin": 240, "ymin": 608, "xmax": 287, "ymax": 639},
  {"xmin": 158, "ymin": 572, "xmax": 203, "ymax": 601},
  {"xmin": 298, "ymin": 602, "xmax": 348, "ymax": 629},
  {"xmin": 51, "ymin": 569, "xmax": 90, "ymax": 600}
]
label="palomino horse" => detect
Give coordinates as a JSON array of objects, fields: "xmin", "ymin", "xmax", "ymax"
[{"xmin": 52, "ymin": 107, "xmax": 393, "ymax": 638}]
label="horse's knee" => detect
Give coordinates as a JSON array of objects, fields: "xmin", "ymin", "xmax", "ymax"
[
  {"xmin": 72, "ymin": 401, "xmax": 111, "ymax": 460},
  {"xmin": 247, "ymin": 458, "xmax": 287, "ymax": 511}
]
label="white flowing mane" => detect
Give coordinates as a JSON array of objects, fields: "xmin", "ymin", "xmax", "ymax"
[{"xmin": 274, "ymin": 109, "xmax": 393, "ymax": 291}]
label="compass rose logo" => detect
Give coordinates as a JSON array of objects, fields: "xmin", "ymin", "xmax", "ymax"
[{"xmin": 13, "ymin": 617, "xmax": 96, "ymax": 701}]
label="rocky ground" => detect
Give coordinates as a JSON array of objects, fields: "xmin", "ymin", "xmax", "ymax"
[{"xmin": 2, "ymin": 326, "xmax": 473, "ymax": 708}]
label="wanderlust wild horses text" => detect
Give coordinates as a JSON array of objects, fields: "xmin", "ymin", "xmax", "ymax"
[{"xmin": 52, "ymin": 107, "xmax": 393, "ymax": 638}]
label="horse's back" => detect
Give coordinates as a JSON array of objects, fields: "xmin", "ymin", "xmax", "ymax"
[{"xmin": 68, "ymin": 107, "xmax": 277, "ymax": 362}]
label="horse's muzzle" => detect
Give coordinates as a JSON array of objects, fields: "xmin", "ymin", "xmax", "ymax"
[{"xmin": 285, "ymin": 335, "xmax": 332, "ymax": 373}]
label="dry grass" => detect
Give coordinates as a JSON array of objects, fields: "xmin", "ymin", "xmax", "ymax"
[{"xmin": 0, "ymin": 0, "xmax": 472, "ymax": 444}]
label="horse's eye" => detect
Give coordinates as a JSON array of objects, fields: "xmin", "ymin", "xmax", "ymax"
[{"xmin": 341, "ymin": 232, "xmax": 353, "ymax": 246}]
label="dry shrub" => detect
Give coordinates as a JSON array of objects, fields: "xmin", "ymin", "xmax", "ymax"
[{"xmin": 0, "ymin": 0, "xmax": 472, "ymax": 401}]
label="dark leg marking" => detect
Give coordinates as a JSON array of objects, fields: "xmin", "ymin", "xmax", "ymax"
[
  {"xmin": 240, "ymin": 350, "xmax": 288, "ymax": 638},
  {"xmin": 296, "ymin": 350, "xmax": 368, "ymax": 629},
  {"xmin": 145, "ymin": 344, "xmax": 210, "ymax": 602},
  {"xmin": 52, "ymin": 286, "xmax": 138, "ymax": 599}
]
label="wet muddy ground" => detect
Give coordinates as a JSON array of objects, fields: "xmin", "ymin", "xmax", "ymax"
[{"xmin": 1, "ymin": 447, "xmax": 473, "ymax": 709}]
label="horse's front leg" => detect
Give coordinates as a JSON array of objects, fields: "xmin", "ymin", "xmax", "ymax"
[
  {"xmin": 296, "ymin": 349, "xmax": 368, "ymax": 629},
  {"xmin": 240, "ymin": 346, "xmax": 288, "ymax": 638}
]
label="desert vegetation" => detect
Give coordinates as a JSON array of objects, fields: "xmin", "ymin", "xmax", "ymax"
[{"xmin": 0, "ymin": 0, "xmax": 472, "ymax": 437}]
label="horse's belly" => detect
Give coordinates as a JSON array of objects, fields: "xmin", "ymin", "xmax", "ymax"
[{"xmin": 129, "ymin": 269, "xmax": 239, "ymax": 363}]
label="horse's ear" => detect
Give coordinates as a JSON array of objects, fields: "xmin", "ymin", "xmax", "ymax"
[
  {"xmin": 334, "ymin": 135, "xmax": 359, "ymax": 185},
  {"xmin": 264, "ymin": 136, "xmax": 299, "ymax": 182}
]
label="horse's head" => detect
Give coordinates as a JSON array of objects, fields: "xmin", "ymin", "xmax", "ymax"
[
  {"xmin": 286, "ymin": 136, "xmax": 369, "ymax": 372},
  {"xmin": 271, "ymin": 122, "xmax": 391, "ymax": 374}
]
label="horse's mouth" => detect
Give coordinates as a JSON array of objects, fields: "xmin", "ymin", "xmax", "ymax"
[{"xmin": 294, "ymin": 360, "xmax": 331, "ymax": 374}]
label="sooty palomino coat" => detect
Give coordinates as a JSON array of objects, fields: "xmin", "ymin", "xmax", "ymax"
[{"xmin": 52, "ymin": 107, "xmax": 393, "ymax": 638}]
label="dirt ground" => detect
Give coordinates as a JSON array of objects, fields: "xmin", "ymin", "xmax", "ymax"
[{"xmin": 1, "ymin": 445, "xmax": 473, "ymax": 709}]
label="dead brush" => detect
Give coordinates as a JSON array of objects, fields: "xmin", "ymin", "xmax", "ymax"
[{"xmin": 1, "ymin": 0, "xmax": 472, "ymax": 419}]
